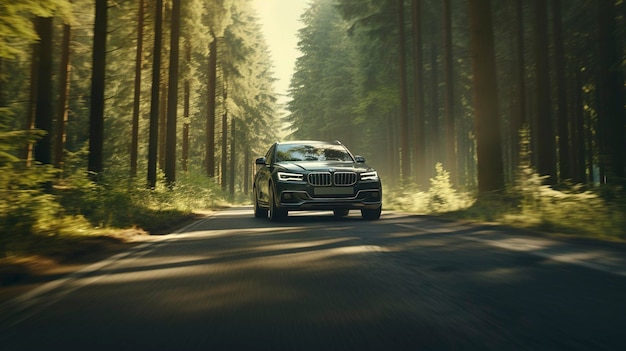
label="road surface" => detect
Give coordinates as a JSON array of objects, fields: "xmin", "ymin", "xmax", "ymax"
[{"xmin": 1, "ymin": 207, "xmax": 625, "ymax": 350}]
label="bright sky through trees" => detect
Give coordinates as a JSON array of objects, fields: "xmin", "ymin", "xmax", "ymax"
[{"xmin": 252, "ymin": 0, "xmax": 308, "ymax": 105}]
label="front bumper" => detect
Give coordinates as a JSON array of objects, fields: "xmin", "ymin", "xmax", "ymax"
[{"xmin": 275, "ymin": 181, "xmax": 382, "ymax": 211}]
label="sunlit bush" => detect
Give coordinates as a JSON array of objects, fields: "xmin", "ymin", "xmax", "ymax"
[
  {"xmin": 171, "ymin": 172, "xmax": 227, "ymax": 211},
  {"xmin": 386, "ymin": 159, "xmax": 625, "ymax": 241},
  {"xmin": 55, "ymin": 168, "xmax": 226, "ymax": 231},
  {"xmin": 427, "ymin": 163, "xmax": 473, "ymax": 213},
  {"xmin": 0, "ymin": 164, "xmax": 60, "ymax": 236},
  {"xmin": 383, "ymin": 185, "xmax": 429, "ymax": 214},
  {"xmin": 0, "ymin": 132, "xmax": 230, "ymax": 259},
  {"xmin": 507, "ymin": 164, "xmax": 624, "ymax": 238},
  {"xmin": 384, "ymin": 163, "xmax": 472, "ymax": 214},
  {"xmin": 2, "ymin": 162, "xmax": 228, "ymax": 243}
]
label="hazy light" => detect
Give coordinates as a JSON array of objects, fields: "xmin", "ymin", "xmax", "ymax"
[{"xmin": 252, "ymin": 0, "xmax": 307, "ymax": 105}]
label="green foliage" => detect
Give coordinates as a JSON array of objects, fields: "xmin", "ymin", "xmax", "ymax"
[
  {"xmin": 0, "ymin": 0, "xmax": 73, "ymax": 59},
  {"xmin": 0, "ymin": 163, "xmax": 59, "ymax": 237},
  {"xmin": 0, "ymin": 128, "xmax": 64, "ymax": 241},
  {"xmin": 427, "ymin": 163, "xmax": 472, "ymax": 213},
  {"xmin": 0, "ymin": 129, "xmax": 44, "ymax": 163},
  {"xmin": 290, "ymin": 0, "xmax": 447, "ymax": 182},
  {"xmin": 1, "ymin": 163, "xmax": 229, "ymax": 259},
  {"xmin": 161, "ymin": 171, "xmax": 227, "ymax": 212},
  {"xmin": 386, "ymin": 159, "xmax": 625, "ymax": 240},
  {"xmin": 1, "ymin": 0, "xmax": 281, "ymax": 262},
  {"xmin": 287, "ymin": 0, "xmax": 360, "ymax": 144},
  {"xmin": 384, "ymin": 186, "xmax": 429, "ymax": 214},
  {"xmin": 506, "ymin": 164, "xmax": 624, "ymax": 239},
  {"xmin": 55, "ymin": 168, "xmax": 224, "ymax": 231},
  {"xmin": 384, "ymin": 163, "xmax": 472, "ymax": 214},
  {"xmin": 444, "ymin": 164, "xmax": 626, "ymax": 240}
]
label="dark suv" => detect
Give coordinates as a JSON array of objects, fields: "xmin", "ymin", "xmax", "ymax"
[{"xmin": 253, "ymin": 140, "xmax": 382, "ymax": 220}]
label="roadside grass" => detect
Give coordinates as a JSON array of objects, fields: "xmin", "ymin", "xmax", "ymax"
[
  {"xmin": 456, "ymin": 184, "xmax": 625, "ymax": 241},
  {"xmin": 384, "ymin": 163, "xmax": 626, "ymax": 242},
  {"xmin": 0, "ymin": 167, "xmax": 229, "ymax": 284}
]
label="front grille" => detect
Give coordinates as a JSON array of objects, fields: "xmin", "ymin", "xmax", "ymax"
[
  {"xmin": 334, "ymin": 172, "xmax": 357, "ymax": 186},
  {"xmin": 308, "ymin": 172, "xmax": 332, "ymax": 186}
]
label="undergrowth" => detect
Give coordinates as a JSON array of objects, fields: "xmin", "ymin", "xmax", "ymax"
[
  {"xmin": 384, "ymin": 162, "xmax": 626, "ymax": 241},
  {"xmin": 384, "ymin": 162, "xmax": 474, "ymax": 214},
  {"xmin": 0, "ymin": 164, "xmax": 229, "ymax": 259}
]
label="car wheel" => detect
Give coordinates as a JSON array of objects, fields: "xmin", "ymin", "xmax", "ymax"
[
  {"xmin": 253, "ymin": 186, "xmax": 268, "ymax": 218},
  {"xmin": 361, "ymin": 206, "xmax": 381, "ymax": 220},
  {"xmin": 268, "ymin": 183, "xmax": 287, "ymax": 221},
  {"xmin": 333, "ymin": 209, "xmax": 349, "ymax": 217}
]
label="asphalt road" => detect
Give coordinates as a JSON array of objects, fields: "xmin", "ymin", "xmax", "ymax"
[{"xmin": 1, "ymin": 207, "xmax": 625, "ymax": 350}]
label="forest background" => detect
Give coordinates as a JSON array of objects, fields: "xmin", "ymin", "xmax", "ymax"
[{"xmin": 0, "ymin": 0, "xmax": 624, "ymax": 270}]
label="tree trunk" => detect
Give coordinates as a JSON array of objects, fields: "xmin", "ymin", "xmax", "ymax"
[
  {"xmin": 429, "ymin": 42, "xmax": 440, "ymax": 173},
  {"xmin": 25, "ymin": 39, "xmax": 39, "ymax": 166},
  {"xmin": 511, "ymin": 0, "xmax": 526, "ymax": 171},
  {"xmin": 221, "ymin": 112, "xmax": 228, "ymax": 191},
  {"xmin": 158, "ymin": 81, "xmax": 167, "ymax": 171},
  {"xmin": 182, "ymin": 42, "xmax": 190, "ymax": 173},
  {"xmin": 244, "ymin": 147, "xmax": 250, "ymax": 194},
  {"xmin": 165, "ymin": 0, "xmax": 181, "ymax": 186},
  {"xmin": 533, "ymin": 0, "xmax": 556, "ymax": 184},
  {"xmin": 397, "ymin": 0, "xmax": 410, "ymax": 184},
  {"xmin": 229, "ymin": 118, "xmax": 235, "ymax": 198},
  {"xmin": 147, "ymin": 0, "xmax": 163, "ymax": 188},
  {"xmin": 468, "ymin": 0, "xmax": 505, "ymax": 195},
  {"xmin": 383, "ymin": 115, "xmax": 392, "ymax": 186},
  {"xmin": 572, "ymin": 70, "xmax": 586, "ymax": 183},
  {"xmin": 410, "ymin": 0, "xmax": 425, "ymax": 185},
  {"xmin": 130, "ymin": 0, "xmax": 144, "ymax": 177},
  {"xmin": 206, "ymin": 38, "xmax": 218, "ymax": 178},
  {"xmin": 596, "ymin": 0, "xmax": 625, "ymax": 184},
  {"xmin": 393, "ymin": 112, "xmax": 401, "ymax": 187},
  {"xmin": 88, "ymin": 1, "xmax": 107, "ymax": 180},
  {"xmin": 586, "ymin": 107, "xmax": 594, "ymax": 184},
  {"xmin": 182, "ymin": 122, "xmax": 189, "ymax": 173},
  {"xmin": 34, "ymin": 16, "xmax": 54, "ymax": 166},
  {"xmin": 551, "ymin": 0, "xmax": 570, "ymax": 181},
  {"xmin": 55, "ymin": 22, "xmax": 71, "ymax": 172},
  {"xmin": 442, "ymin": 0, "xmax": 457, "ymax": 185}
]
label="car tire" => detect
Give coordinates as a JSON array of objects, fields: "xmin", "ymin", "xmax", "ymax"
[
  {"xmin": 361, "ymin": 206, "xmax": 381, "ymax": 220},
  {"xmin": 253, "ymin": 187, "xmax": 268, "ymax": 218},
  {"xmin": 333, "ymin": 209, "xmax": 349, "ymax": 217},
  {"xmin": 268, "ymin": 183, "xmax": 287, "ymax": 221}
]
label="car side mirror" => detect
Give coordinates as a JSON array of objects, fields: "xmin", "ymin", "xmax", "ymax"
[
  {"xmin": 355, "ymin": 155, "xmax": 366, "ymax": 163},
  {"xmin": 255, "ymin": 157, "xmax": 267, "ymax": 165}
]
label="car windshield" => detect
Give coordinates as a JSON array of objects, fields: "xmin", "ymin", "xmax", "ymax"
[{"xmin": 275, "ymin": 143, "xmax": 354, "ymax": 162}]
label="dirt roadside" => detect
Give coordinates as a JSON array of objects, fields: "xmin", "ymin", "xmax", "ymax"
[{"xmin": 0, "ymin": 212, "xmax": 209, "ymax": 302}]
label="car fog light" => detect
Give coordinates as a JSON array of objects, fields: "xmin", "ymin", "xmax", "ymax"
[
  {"xmin": 372, "ymin": 192, "xmax": 380, "ymax": 198},
  {"xmin": 283, "ymin": 193, "xmax": 292, "ymax": 200}
]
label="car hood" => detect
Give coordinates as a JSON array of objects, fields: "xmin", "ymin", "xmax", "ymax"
[{"xmin": 277, "ymin": 161, "xmax": 374, "ymax": 173}]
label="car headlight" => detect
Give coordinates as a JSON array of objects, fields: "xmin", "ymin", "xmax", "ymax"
[
  {"xmin": 360, "ymin": 171, "xmax": 378, "ymax": 181},
  {"xmin": 277, "ymin": 172, "xmax": 304, "ymax": 181}
]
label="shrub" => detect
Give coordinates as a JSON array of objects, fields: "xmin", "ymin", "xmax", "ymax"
[
  {"xmin": 427, "ymin": 163, "xmax": 472, "ymax": 213},
  {"xmin": 0, "ymin": 163, "xmax": 60, "ymax": 235},
  {"xmin": 384, "ymin": 163, "xmax": 472, "ymax": 214},
  {"xmin": 505, "ymin": 164, "xmax": 624, "ymax": 239}
]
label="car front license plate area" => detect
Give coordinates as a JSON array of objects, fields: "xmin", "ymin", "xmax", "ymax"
[{"xmin": 313, "ymin": 187, "xmax": 354, "ymax": 196}]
